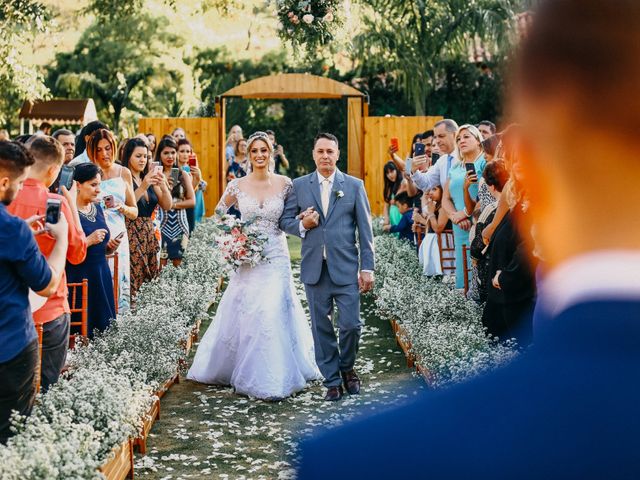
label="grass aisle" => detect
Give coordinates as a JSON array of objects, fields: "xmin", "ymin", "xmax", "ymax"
[{"xmin": 135, "ymin": 237, "xmax": 424, "ymax": 479}]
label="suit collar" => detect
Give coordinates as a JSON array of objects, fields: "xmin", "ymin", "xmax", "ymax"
[
  {"xmin": 537, "ymin": 250, "xmax": 640, "ymax": 318},
  {"xmin": 315, "ymin": 169, "xmax": 343, "ymax": 185}
]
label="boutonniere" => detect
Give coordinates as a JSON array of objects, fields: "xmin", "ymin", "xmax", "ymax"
[{"xmin": 335, "ymin": 190, "xmax": 344, "ymax": 199}]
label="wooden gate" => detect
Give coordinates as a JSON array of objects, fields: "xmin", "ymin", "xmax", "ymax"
[
  {"xmin": 363, "ymin": 115, "xmax": 443, "ymax": 216},
  {"xmin": 138, "ymin": 117, "xmax": 223, "ymax": 215}
]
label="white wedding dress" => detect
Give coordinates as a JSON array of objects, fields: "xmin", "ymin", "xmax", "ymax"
[{"xmin": 187, "ymin": 178, "xmax": 321, "ymax": 399}]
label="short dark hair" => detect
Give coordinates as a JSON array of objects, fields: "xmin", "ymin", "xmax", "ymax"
[
  {"xmin": 483, "ymin": 160, "xmax": 509, "ymax": 192},
  {"xmin": 394, "ymin": 192, "xmax": 412, "ymax": 207},
  {"xmin": 265, "ymin": 130, "xmax": 275, "ymax": 137},
  {"xmin": 0, "ymin": 141, "xmax": 36, "ymax": 179},
  {"xmin": 73, "ymin": 162, "xmax": 102, "ymax": 184},
  {"xmin": 39, "ymin": 122, "xmax": 52, "ymax": 131},
  {"xmin": 76, "ymin": 120, "xmax": 107, "ymax": 156},
  {"xmin": 314, "ymin": 133, "xmax": 339, "ymax": 149},
  {"xmin": 422, "ymin": 129, "xmax": 434, "ymax": 139},
  {"xmin": 177, "ymin": 138, "xmax": 192, "ymax": 149},
  {"xmin": 52, "ymin": 128, "xmax": 74, "ymax": 140},
  {"xmin": 477, "ymin": 121, "xmax": 497, "ymax": 134},
  {"xmin": 29, "ymin": 136, "xmax": 65, "ymax": 169},
  {"xmin": 154, "ymin": 135, "xmax": 178, "ymax": 164}
]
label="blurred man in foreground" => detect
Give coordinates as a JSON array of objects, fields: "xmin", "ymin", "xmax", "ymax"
[{"xmin": 299, "ymin": 1, "xmax": 640, "ymax": 477}]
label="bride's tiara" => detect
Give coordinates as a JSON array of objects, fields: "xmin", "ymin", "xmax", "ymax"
[{"xmin": 246, "ymin": 131, "xmax": 273, "ymax": 150}]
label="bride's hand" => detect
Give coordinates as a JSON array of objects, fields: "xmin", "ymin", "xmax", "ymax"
[
  {"xmin": 302, "ymin": 210, "xmax": 320, "ymax": 230},
  {"xmin": 297, "ymin": 207, "xmax": 315, "ymax": 220}
]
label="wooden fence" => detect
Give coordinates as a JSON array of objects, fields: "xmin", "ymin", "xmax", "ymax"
[
  {"xmin": 138, "ymin": 118, "xmax": 222, "ymax": 215},
  {"xmin": 363, "ymin": 116, "xmax": 442, "ymax": 216}
]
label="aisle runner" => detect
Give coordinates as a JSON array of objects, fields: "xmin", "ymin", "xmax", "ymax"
[{"xmin": 135, "ymin": 263, "xmax": 424, "ymax": 479}]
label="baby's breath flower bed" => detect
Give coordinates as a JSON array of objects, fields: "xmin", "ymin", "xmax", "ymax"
[
  {"xmin": 372, "ymin": 234, "xmax": 518, "ymax": 388},
  {"xmin": 0, "ymin": 219, "xmax": 225, "ymax": 480}
]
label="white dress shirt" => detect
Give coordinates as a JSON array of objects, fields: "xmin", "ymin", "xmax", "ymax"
[
  {"xmin": 410, "ymin": 151, "xmax": 457, "ymax": 191},
  {"xmin": 68, "ymin": 150, "xmax": 90, "ymax": 167},
  {"xmin": 538, "ymin": 250, "xmax": 640, "ymax": 317}
]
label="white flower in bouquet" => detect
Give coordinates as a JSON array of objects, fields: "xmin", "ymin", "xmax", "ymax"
[
  {"xmin": 302, "ymin": 13, "xmax": 314, "ymax": 24},
  {"xmin": 214, "ymin": 215, "xmax": 268, "ymax": 272},
  {"xmin": 323, "ymin": 11, "xmax": 334, "ymax": 22}
]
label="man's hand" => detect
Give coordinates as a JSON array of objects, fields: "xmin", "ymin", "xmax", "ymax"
[
  {"xmin": 25, "ymin": 214, "xmax": 47, "ymax": 235},
  {"xmin": 46, "ymin": 213, "xmax": 69, "ymax": 240},
  {"xmin": 302, "ymin": 210, "xmax": 320, "ymax": 230},
  {"xmin": 359, "ymin": 271, "xmax": 374, "ymax": 293},
  {"xmin": 60, "ymin": 182, "xmax": 78, "ymax": 206},
  {"xmin": 411, "ymin": 155, "xmax": 428, "ymax": 173},
  {"xmin": 297, "ymin": 207, "xmax": 315, "ymax": 220}
]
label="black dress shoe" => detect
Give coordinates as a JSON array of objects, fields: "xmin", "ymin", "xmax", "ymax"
[
  {"xmin": 324, "ymin": 386, "xmax": 344, "ymax": 401},
  {"xmin": 341, "ymin": 369, "xmax": 361, "ymax": 395}
]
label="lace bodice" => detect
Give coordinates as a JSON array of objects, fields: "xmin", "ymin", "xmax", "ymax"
[{"xmin": 216, "ymin": 177, "xmax": 292, "ymax": 238}]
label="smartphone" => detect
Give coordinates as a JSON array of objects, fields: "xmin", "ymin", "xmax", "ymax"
[
  {"xmin": 414, "ymin": 143, "xmax": 426, "ymax": 157},
  {"xmin": 465, "ymin": 162, "xmax": 477, "ymax": 177},
  {"xmin": 188, "ymin": 154, "xmax": 197, "ymax": 168},
  {"xmin": 45, "ymin": 198, "xmax": 61, "ymax": 224},
  {"xmin": 103, "ymin": 195, "xmax": 115, "ymax": 209},
  {"xmin": 57, "ymin": 165, "xmax": 75, "ymax": 193},
  {"xmin": 431, "ymin": 152, "xmax": 440, "ymax": 165},
  {"xmin": 114, "ymin": 231, "xmax": 125, "ymax": 241},
  {"xmin": 390, "ymin": 137, "xmax": 399, "ymax": 151},
  {"xmin": 405, "ymin": 158, "xmax": 413, "ymax": 173},
  {"xmin": 170, "ymin": 167, "xmax": 180, "ymax": 185}
]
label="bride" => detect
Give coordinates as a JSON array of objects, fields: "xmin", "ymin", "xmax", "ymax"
[{"xmin": 187, "ymin": 131, "xmax": 321, "ymax": 399}]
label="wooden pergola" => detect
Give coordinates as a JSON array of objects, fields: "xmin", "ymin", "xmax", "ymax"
[{"xmin": 215, "ymin": 73, "xmax": 368, "ymax": 179}]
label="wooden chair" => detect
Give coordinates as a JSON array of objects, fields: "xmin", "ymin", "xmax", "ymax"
[
  {"xmin": 437, "ymin": 229, "xmax": 456, "ymax": 276},
  {"xmin": 106, "ymin": 253, "xmax": 119, "ymax": 314},
  {"xmin": 68, "ymin": 279, "xmax": 89, "ymax": 349}
]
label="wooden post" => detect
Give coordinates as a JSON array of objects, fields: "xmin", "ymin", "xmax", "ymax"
[{"xmin": 347, "ymin": 97, "xmax": 364, "ymax": 179}]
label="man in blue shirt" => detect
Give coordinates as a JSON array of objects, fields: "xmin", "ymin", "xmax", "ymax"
[
  {"xmin": 382, "ymin": 192, "xmax": 415, "ymax": 246},
  {"xmin": 0, "ymin": 141, "xmax": 68, "ymax": 444}
]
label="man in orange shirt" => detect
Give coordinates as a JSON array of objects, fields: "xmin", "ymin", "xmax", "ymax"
[{"xmin": 8, "ymin": 136, "xmax": 87, "ymax": 391}]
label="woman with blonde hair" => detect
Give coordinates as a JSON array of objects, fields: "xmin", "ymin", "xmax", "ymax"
[{"xmin": 441, "ymin": 124, "xmax": 487, "ymax": 289}]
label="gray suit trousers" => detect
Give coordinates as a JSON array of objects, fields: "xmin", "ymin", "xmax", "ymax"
[{"xmin": 305, "ymin": 261, "xmax": 362, "ymax": 388}]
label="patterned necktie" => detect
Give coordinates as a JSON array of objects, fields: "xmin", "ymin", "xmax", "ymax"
[{"xmin": 321, "ymin": 177, "xmax": 331, "ymax": 216}]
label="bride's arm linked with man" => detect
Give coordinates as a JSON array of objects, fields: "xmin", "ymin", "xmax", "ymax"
[{"xmin": 280, "ymin": 132, "xmax": 375, "ymax": 402}]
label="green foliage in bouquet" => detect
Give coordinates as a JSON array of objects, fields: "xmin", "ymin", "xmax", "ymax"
[{"xmin": 275, "ymin": 0, "xmax": 343, "ymax": 53}]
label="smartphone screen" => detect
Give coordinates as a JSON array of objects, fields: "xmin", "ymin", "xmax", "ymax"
[
  {"xmin": 405, "ymin": 158, "xmax": 413, "ymax": 173},
  {"xmin": 45, "ymin": 199, "xmax": 61, "ymax": 224},
  {"xmin": 390, "ymin": 138, "xmax": 399, "ymax": 151},
  {"xmin": 58, "ymin": 165, "xmax": 75, "ymax": 193},
  {"xmin": 465, "ymin": 163, "xmax": 477, "ymax": 175},
  {"xmin": 170, "ymin": 167, "xmax": 180, "ymax": 185},
  {"xmin": 188, "ymin": 155, "xmax": 197, "ymax": 168},
  {"xmin": 414, "ymin": 143, "xmax": 426, "ymax": 157},
  {"xmin": 431, "ymin": 152, "xmax": 440, "ymax": 164},
  {"xmin": 103, "ymin": 195, "xmax": 115, "ymax": 208}
]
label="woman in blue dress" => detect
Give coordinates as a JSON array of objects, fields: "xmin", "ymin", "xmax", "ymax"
[
  {"xmin": 86, "ymin": 129, "xmax": 138, "ymax": 313},
  {"xmin": 442, "ymin": 125, "xmax": 487, "ymax": 289},
  {"xmin": 67, "ymin": 163, "xmax": 117, "ymax": 338}
]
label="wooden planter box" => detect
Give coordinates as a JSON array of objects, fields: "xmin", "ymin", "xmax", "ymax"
[
  {"xmin": 133, "ymin": 398, "xmax": 160, "ymax": 454},
  {"xmin": 395, "ymin": 323, "xmax": 415, "ymax": 369},
  {"xmin": 99, "ymin": 438, "xmax": 134, "ymax": 480},
  {"xmin": 415, "ymin": 362, "xmax": 435, "ymax": 387},
  {"xmin": 190, "ymin": 318, "xmax": 202, "ymax": 344},
  {"xmin": 156, "ymin": 373, "xmax": 179, "ymax": 400}
]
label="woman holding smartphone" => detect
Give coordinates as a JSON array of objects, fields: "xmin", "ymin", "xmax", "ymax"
[
  {"xmin": 67, "ymin": 163, "xmax": 117, "ymax": 337},
  {"xmin": 177, "ymin": 138, "xmax": 206, "ymax": 231},
  {"xmin": 121, "ymin": 138, "xmax": 172, "ymax": 297},
  {"xmin": 156, "ymin": 136, "xmax": 195, "ymax": 267},
  {"xmin": 87, "ymin": 128, "xmax": 138, "ymax": 313},
  {"xmin": 441, "ymin": 125, "xmax": 487, "ymax": 289}
]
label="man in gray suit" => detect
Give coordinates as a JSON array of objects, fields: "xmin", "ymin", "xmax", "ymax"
[{"xmin": 280, "ymin": 133, "xmax": 375, "ymax": 401}]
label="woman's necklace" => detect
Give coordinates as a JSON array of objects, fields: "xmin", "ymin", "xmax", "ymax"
[{"xmin": 78, "ymin": 203, "xmax": 97, "ymax": 222}]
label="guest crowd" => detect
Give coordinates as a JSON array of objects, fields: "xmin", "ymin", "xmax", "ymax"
[
  {"xmin": 382, "ymin": 119, "xmax": 536, "ymax": 348},
  {"xmin": 0, "ymin": 124, "xmax": 220, "ymax": 443}
]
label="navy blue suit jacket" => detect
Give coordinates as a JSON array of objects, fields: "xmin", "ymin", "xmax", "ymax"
[{"xmin": 298, "ymin": 299, "xmax": 640, "ymax": 479}]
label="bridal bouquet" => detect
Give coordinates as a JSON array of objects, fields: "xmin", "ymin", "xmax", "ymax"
[{"xmin": 214, "ymin": 214, "xmax": 268, "ymax": 272}]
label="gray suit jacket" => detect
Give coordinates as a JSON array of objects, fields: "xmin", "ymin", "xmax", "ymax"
[{"xmin": 280, "ymin": 169, "xmax": 375, "ymax": 286}]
